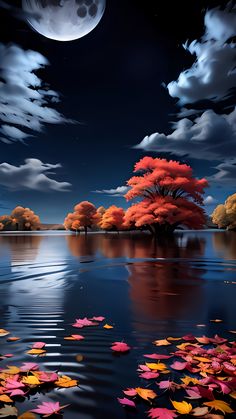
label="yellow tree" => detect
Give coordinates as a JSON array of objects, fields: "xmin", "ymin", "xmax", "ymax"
[{"xmin": 212, "ymin": 193, "xmax": 236, "ymax": 230}]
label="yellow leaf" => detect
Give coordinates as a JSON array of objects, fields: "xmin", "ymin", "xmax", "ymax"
[
  {"xmin": 0, "ymin": 395, "xmax": 13, "ymax": 403},
  {"xmin": 167, "ymin": 337, "xmax": 181, "ymax": 341},
  {"xmin": 103, "ymin": 324, "xmax": 113, "ymax": 329},
  {"xmin": 230, "ymin": 392, "xmax": 236, "ymax": 399},
  {"xmin": 27, "ymin": 349, "xmax": 46, "ymax": 355},
  {"xmin": 135, "ymin": 387, "xmax": 157, "ymax": 401},
  {"xmin": 181, "ymin": 376, "xmax": 199, "ymax": 386},
  {"xmin": 171, "ymin": 400, "xmax": 192, "ymax": 414},
  {"xmin": 0, "ymin": 329, "xmax": 10, "ymax": 337},
  {"xmin": 145, "ymin": 362, "xmax": 167, "ymax": 371},
  {"xmin": 204, "ymin": 400, "xmax": 234, "ymax": 414},
  {"xmin": 22, "ymin": 376, "xmax": 41, "ymax": 386},
  {"xmin": 18, "ymin": 412, "xmax": 37, "ymax": 419},
  {"xmin": 194, "ymin": 356, "xmax": 212, "ymax": 363},
  {"xmin": 2, "ymin": 366, "xmax": 20, "ymax": 375},
  {"xmin": 177, "ymin": 342, "xmax": 199, "ymax": 350},
  {"xmin": 6, "ymin": 337, "xmax": 20, "ymax": 342},
  {"xmin": 55, "ymin": 375, "xmax": 78, "ymax": 388},
  {"xmin": 153, "ymin": 339, "xmax": 171, "ymax": 346}
]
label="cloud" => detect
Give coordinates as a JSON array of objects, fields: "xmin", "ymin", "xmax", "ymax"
[
  {"xmin": 93, "ymin": 185, "xmax": 129, "ymax": 197},
  {"xmin": 204, "ymin": 195, "xmax": 218, "ymax": 205},
  {"xmin": 167, "ymin": 5, "xmax": 236, "ymax": 105},
  {"xmin": 208, "ymin": 160, "xmax": 236, "ymax": 185},
  {"xmin": 0, "ymin": 159, "xmax": 71, "ymax": 192},
  {"xmin": 0, "ymin": 43, "xmax": 73, "ymax": 143},
  {"xmin": 135, "ymin": 107, "xmax": 236, "ymax": 161}
]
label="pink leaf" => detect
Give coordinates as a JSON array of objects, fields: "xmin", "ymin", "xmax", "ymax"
[
  {"xmin": 139, "ymin": 371, "xmax": 159, "ymax": 379},
  {"xmin": 73, "ymin": 317, "xmax": 98, "ymax": 328},
  {"xmin": 170, "ymin": 361, "xmax": 188, "ymax": 370},
  {"xmin": 117, "ymin": 397, "xmax": 136, "ymax": 408},
  {"xmin": 38, "ymin": 372, "xmax": 58, "ymax": 382},
  {"xmin": 148, "ymin": 407, "xmax": 177, "ymax": 419},
  {"xmin": 5, "ymin": 378, "xmax": 25, "ymax": 390},
  {"xmin": 123, "ymin": 388, "xmax": 137, "ymax": 397},
  {"xmin": 182, "ymin": 334, "xmax": 196, "ymax": 341},
  {"xmin": 20, "ymin": 362, "xmax": 39, "ymax": 372},
  {"xmin": 111, "ymin": 342, "xmax": 130, "ymax": 352},
  {"xmin": 31, "ymin": 401, "xmax": 68, "ymax": 416},
  {"xmin": 6, "ymin": 389, "xmax": 26, "ymax": 397},
  {"xmin": 32, "ymin": 342, "xmax": 46, "ymax": 349},
  {"xmin": 144, "ymin": 354, "xmax": 172, "ymax": 360},
  {"xmin": 91, "ymin": 316, "xmax": 105, "ymax": 322},
  {"xmin": 185, "ymin": 388, "xmax": 201, "ymax": 399}
]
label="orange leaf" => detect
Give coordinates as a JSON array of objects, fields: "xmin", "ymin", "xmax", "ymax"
[
  {"xmin": 0, "ymin": 329, "xmax": 10, "ymax": 337},
  {"xmin": 27, "ymin": 349, "xmax": 46, "ymax": 355},
  {"xmin": 153, "ymin": 339, "xmax": 171, "ymax": 346},
  {"xmin": 145, "ymin": 362, "xmax": 167, "ymax": 371},
  {"xmin": 18, "ymin": 412, "xmax": 37, "ymax": 419},
  {"xmin": 171, "ymin": 400, "xmax": 192, "ymax": 414},
  {"xmin": 55, "ymin": 375, "xmax": 78, "ymax": 388},
  {"xmin": 6, "ymin": 337, "xmax": 20, "ymax": 342},
  {"xmin": 0, "ymin": 395, "xmax": 13, "ymax": 403},
  {"xmin": 135, "ymin": 387, "xmax": 157, "ymax": 401},
  {"xmin": 103, "ymin": 324, "xmax": 113, "ymax": 329},
  {"xmin": 204, "ymin": 400, "xmax": 234, "ymax": 414}
]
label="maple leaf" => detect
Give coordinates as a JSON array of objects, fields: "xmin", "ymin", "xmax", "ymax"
[
  {"xmin": 153, "ymin": 339, "xmax": 171, "ymax": 346},
  {"xmin": 55, "ymin": 375, "xmax": 78, "ymax": 388},
  {"xmin": 27, "ymin": 349, "xmax": 46, "ymax": 355},
  {"xmin": 123, "ymin": 388, "xmax": 137, "ymax": 397},
  {"xmin": 2, "ymin": 366, "xmax": 20, "ymax": 375},
  {"xmin": 135, "ymin": 387, "xmax": 157, "ymax": 401},
  {"xmin": 185, "ymin": 388, "xmax": 201, "ymax": 399},
  {"xmin": 91, "ymin": 316, "xmax": 105, "ymax": 322},
  {"xmin": 31, "ymin": 402, "xmax": 69, "ymax": 417},
  {"xmin": 21, "ymin": 375, "xmax": 41, "ymax": 386},
  {"xmin": 191, "ymin": 407, "xmax": 209, "ymax": 416},
  {"xmin": 171, "ymin": 400, "xmax": 192, "ymax": 414},
  {"xmin": 20, "ymin": 363, "xmax": 39, "ymax": 372},
  {"xmin": 111, "ymin": 342, "xmax": 130, "ymax": 352},
  {"xmin": 0, "ymin": 395, "xmax": 13, "ymax": 403},
  {"xmin": 204, "ymin": 400, "xmax": 234, "ymax": 414},
  {"xmin": 144, "ymin": 354, "xmax": 172, "ymax": 360},
  {"xmin": 5, "ymin": 378, "xmax": 25, "ymax": 390},
  {"xmin": 117, "ymin": 397, "xmax": 136, "ymax": 408},
  {"xmin": 0, "ymin": 405, "xmax": 18, "ymax": 417},
  {"xmin": 31, "ymin": 342, "xmax": 46, "ymax": 349},
  {"xmin": 72, "ymin": 317, "xmax": 97, "ymax": 328},
  {"xmin": 148, "ymin": 408, "xmax": 177, "ymax": 419},
  {"xmin": 6, "ymin": 389, "xmax": 25, "ymax": 397},
  {"xmin": 37, "ymin": 372, "xmax": 58, "ymax": 382}
]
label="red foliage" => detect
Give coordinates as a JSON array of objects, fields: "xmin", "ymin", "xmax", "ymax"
[
  {"xmin": 99, "ymin": 205, "xmax": 125, "ymax": 231},
  {"xmin": 124, "ymin": 157, "xmax": 208, "ymax": 234}
]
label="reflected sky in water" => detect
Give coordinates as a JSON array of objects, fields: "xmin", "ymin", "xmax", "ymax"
[{"xmin": 0, "ymin": 231, "xmax": 235, "ymax": 418}]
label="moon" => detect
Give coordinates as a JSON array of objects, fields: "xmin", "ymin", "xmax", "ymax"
[{"xmin": 22, "ymin": 0, "xmax": 106, "ymax": 42}]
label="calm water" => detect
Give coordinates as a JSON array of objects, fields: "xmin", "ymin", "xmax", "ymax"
[{"xmin": 0, "ymin": 231, "xmax": 236, "ymax": 418}]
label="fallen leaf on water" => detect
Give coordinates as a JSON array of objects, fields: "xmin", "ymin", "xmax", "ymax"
[
  {"xmin": 167, "ymin": 337, "xmax": 181, "ymax": 341},
  {"xmin": 2, "ymin": 366, "xmax": 20, "ymax": 375},
  {"xmin": 210, "ymin": 319, "xmax": 223, "ymax": 323},
  {"xmin": 75, "ymin": 354, "xmax": 83, "ymax": 362},
  {"xmin": 191, "ymin": 407, "xmax": 209, "ymax": 416},
  {"xmin": 0, "ymin": 405, "xmax": 18, "ymax": 417},
  {"xmin": 31, "ymin": 402, "xmax": 69, "ymax": 417},
  {"xmin": 91, "ymin": 316, "xmax": 105, "ymax": 322},
  {"xmin": 171, "ymin": 400, "xmax": 192, "ymax": 414},
  {"xmin": 145, "ymin": 362, "xmax": 167, "ymax": 371},
  {"xmin": 135, "ymin": 387, "xmax": 157, "ymax": 401},
  {"xmin": 103, "ymin": 324, "xmax": 113, "ymax": 329},
  {"xmin": 55, "ymin": 375, "xmax": 78, "ymax": 388},
  {"xmin": 27, "ymin": 349, "xmax": 46, "ymax": 355},
  {"xmin": 18, "ymin": 412, "xmax": 36, "ymax": 419},
  {"xmin": 117, "ymin": 397, "xmax": 136, "ymax": 408},
  {"xmin": 144, "ymin": 354, "xmax": 172, "ymax": 360},
  {"xmin": 111, "ymin": 342, "xmax": 130, "ymax": 352},
  {"xmin": 203, "ymin": 400, "xmax": 234, "ymax": 414},
  {"xmin": 153, "ymin": 339, "xmax": 171, "ymax": 347},
  {"xmin": 194, "ymin": 356, "xmax": 212, "ymax": 363},
  {"xmin": 170, "ymin": 361, "xmax": 188, "ymax": 370},
  {"xmin": 181, "ymin": 376, "xmax": 199, "ymax": 386},
  {"xmin": 73, "ymin": 317, "xmax": 98, "ymax": 328},
  {"xmin": 0, "ymin": 329, "xmax": 10, "ymax": 337},
  {"xmin": 21, "ymin": 376, "xmax": 41, "ymax": 386},
  {"xmin": 123, "ymin": 388, "xmax": 137, "ymax": 397},
  {"xmin": 64, "ymin": 334, "xmax": 84, "ymax": 341},
  {"xmin": 20, "ymin": 363, "xmax": 39, "ymax": 372},
  {"xmin": 148, "ymin": 408, "xmax": 177, "ymax": 419},
  {"xmin": 139, "ymin": 371, "xmax": 159, "ymax": 379},
  {"xmin": 6, "ymin": 337, "xmax": 20, "ymax": 342},
  {"xmin": 32, "ymin": 342, "xmax": 46, "ymax": 349},
  {"xmin": 0, "ymin": 395, "xmax": 13, "ymax": 403}
]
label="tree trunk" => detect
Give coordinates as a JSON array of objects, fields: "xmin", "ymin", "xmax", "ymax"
[{"xmin": 84, "ymin": 226, "xmax": 88, "ymax": 235}]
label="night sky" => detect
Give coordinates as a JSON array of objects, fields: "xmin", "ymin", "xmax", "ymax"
[{"xmin": 0, "ymin": 0, "xmax": 235, "ymax": 223}]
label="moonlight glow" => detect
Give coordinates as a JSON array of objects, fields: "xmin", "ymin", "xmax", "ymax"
[{"xmin": 22, "ymin": 0, "xmax": 106, "ymax": 42}]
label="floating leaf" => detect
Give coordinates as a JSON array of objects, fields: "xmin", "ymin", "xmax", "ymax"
[
  {"xmin": 6, "ymin": 337, "xmax": 20, "ymax": 342},
  {"xmin": 0, "ymin": 329, "xmax": 10, "ymax": 337},
  {"xmin": 148, "ymin": 408, "xmax": 177, "ymax": 419},
  {"xmin": 123, "ymin": 388, "xmax": 137, "ymax": 397},
  {"xmin": 0, "ymin": 405, "xmax": 18, "ymax": 417},
  {"xmin": 210, "ymin": 319, "xmax": 223, "ymax": 323},
  {"xmin": 55, "ymin": 375, "xmax": 78, "ymax": 388},
  {"xmin": 171, "ymin": 400, "xmax": 192, "ymax": 414},
  {"xmin": 91, "ymin": 316, "xmax": 105, "ymax": 322},
  {"xmin": 203, "ymin": 400, "xmax": 234, "ymax": 414},
  {"xmin": 145, "ymin": 362, "xmax": 167, "ymax": 371},
  {"xmin": 75, "ymin": 354, "xmax": 83, "ymax": 362},
  {"xmin": 2, "ymin": 366, "xmax": 20, "ymax": 375},
  {"xmin": 20, "ymin": 363, "xmax": 39, "ymax": 372},
  {"xmin": 0, "ymin": 395, "xmax": 13, "ymax": 403},
  {"xmin": 21, "ymin": 375, "xmax": 41, "ymax": 386},
  {"xmin": 117, "ymin": 397, "xmax": 136, "ymax": 408},
  {"xmin": 18, "ymin": 412, "xmax": 36, "ymax": 419},
  {"xmin": 192, "ymin": 407, "xmax": 209, "ymax": 416},
  {"xmin": 135, "ymin": 387, "xmax": 157, "ymax": 401},
  {"xmin": 111, "ymin": 342, "xmax": 130, "ymax": 352},
  {"xmin": 31, "ymin": 402, "xmax": 69, "ymax": 417},
  {"xmin": 103, "ymin": 324, "xmax": 113, "ymax": 329},
  {"xmin": 144, "ymin": 354, "xmax": 172, "ymax": 360},
  {"xmin": 32, "ymin": 342, "xmax": 46, "ymax": 349},
  {"xmin": 64, "ymin": 334, "xmax": 84, "ymax": 341},
  {"xmin": 139, "ymin": 372, "xmax": 159, "ymax": 379},
  {"xmin": 27, "ymin": 349, "xmax": 46, "ymax": 355},
  {"xmin": 153, "ymin": 339, "xmax": 171, "ymax": 346},
  {"xmin": 170, "ymin": 361, "xmax": 188, "ymax": 370}
]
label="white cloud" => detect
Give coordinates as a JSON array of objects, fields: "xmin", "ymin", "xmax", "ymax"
[
  {"xmin": 167, "ymin": 5, "xmax": 236, "ymax": 104},
  {"xmin": 0, "ymin": 159, "xmax": 71, "ymax": 192},
  {"xmin": 204, "ymin": 195, "xmax": 218, "ymax": 205},
  {"xmin": 92, "ymin": 185, "xmax": 129, "ymax": 197},
  {"xmin": 208, "ymin": 160, "xmax": 236, "ymax": 185},
  {"xmin": 0, "ymin": 43, "xmax": 73, "ymax": 143},
  {"xmin": 136, "ymin": 107, "xmax": 236, "ymax": 161}
]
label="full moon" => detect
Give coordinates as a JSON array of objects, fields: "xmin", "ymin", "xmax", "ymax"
[{"xmin": 22, "ymin": 0, "xmax": 106, "ymax": 42}]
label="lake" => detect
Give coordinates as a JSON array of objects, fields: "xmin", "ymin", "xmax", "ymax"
[{"xmin": 0, "ymin": 231, "xmax": 236, "ymax": 418}]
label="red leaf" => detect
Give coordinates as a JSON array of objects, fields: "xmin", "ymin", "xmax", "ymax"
[
  {"xmin": 170, "ymin": 361, "xmax": 188, "ymax": 370},
  {"xmin": 148, "ymin": 407, "xmax": 177, "ymax": 419},
  {"xmin": 144, "ymin": 354, "xmax": 172, "ymax": 360},
  {"xmin": 117, "ymin": 397, "xmax": 136, "ymax": 408},
  {"xmin": 111, "ymin": 342, "xmax": 130, "ymax": 352}
]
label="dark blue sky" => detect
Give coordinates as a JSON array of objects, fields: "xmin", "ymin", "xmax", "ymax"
[{"xmin": 0, "ymin": 0, "xmax": 235, "ymax": 222}]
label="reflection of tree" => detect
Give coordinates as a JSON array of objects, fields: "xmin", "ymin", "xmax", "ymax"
[
  {"xmin": 66, "ymin": 234, "xmax": 101, "ymax": 258},
  {"xmin": 0, "ymin": 235, "xmax": 42, "ymax": 262},
  {"xmin": 127, "ymin": 236, "xmax": 206, "ymax": 325},
  {"xmin": 212, "ymin": 231, "xmax": 236, "ymax": 260}
]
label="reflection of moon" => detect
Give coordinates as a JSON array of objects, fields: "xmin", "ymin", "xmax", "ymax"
[{"xmin": 22, "ymin": 0, "xmax": 106, "ymax": 41}]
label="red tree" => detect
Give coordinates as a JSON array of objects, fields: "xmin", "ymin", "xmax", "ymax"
[
  {"xmin": 64, "ymin": 201, "xmax": 98, "ymax": 234},
  {"xmin": 124, "ymin": 157, "xmax": 208, "ymax": 235},
  {"xmin": 99, "ymin": 205, "xmax": 125, "ymax": 231}
]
